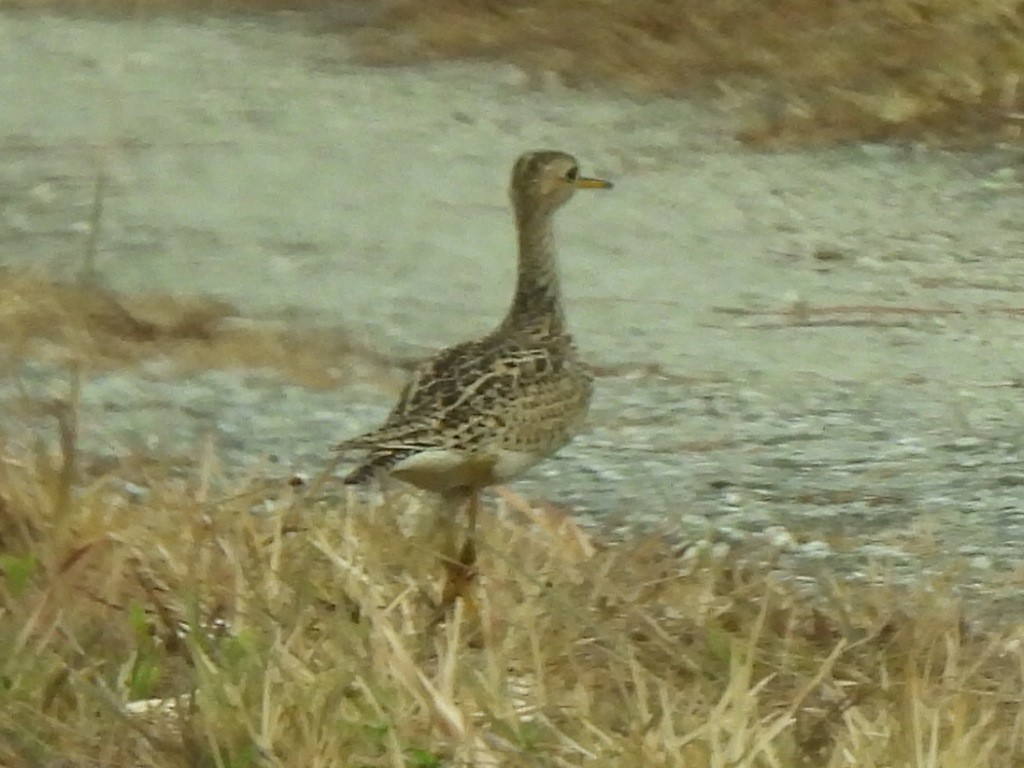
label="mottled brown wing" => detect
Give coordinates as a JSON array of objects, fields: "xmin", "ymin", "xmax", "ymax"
[
  {"xmin": 336, "ymin": 327, "xmax": 591, "ymax": 481},
  {"xmin": 333, "ymin": 339, "xmax": 487, "ymax": 453},
  {"xmin": 347, "ymin": 332, "xmax": 582, "ymax": 445},
  {"xmin": 384, "ymin": 337, "xmax": 491, "ymax": 426}
]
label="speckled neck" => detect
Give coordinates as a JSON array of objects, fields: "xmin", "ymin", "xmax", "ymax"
[{"xmin": 502, "ymin": 205, "xmax": 565, "ymax": 333}]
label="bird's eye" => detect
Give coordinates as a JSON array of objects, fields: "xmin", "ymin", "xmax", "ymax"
[{"xmin": 565, "ymin": 166, "xmax": 579, "ymax": 182}]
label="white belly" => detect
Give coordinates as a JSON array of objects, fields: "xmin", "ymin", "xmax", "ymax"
[
  {"xmin": 490, "ymin": 449, "xmax": 542, "ymax": 481},
  {"xmin": 390, "ymin": 447, "xmax": 541, "ymax": 492}
]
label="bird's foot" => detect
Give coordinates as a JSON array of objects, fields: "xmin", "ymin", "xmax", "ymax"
[{"xmin": 433, "ymin": 537, "xmax": 478, "ymax": 625}]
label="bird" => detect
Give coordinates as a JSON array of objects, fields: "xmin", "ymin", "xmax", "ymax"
[{"xmin": 334, "ymin": 150, "xmax": 613, "ymax": 610}]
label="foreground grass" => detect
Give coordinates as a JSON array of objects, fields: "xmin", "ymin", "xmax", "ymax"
[
  {"xmin": 1, "ymin": 273, "xmax": 1023, "ymax": 765},
  {"xmin": 2, "ymin": 430, "xmax": 1024, "ymax": 767},
  {"xmin": 5, "ymin": 0, "xmax": 1024, "ymax": 146}
]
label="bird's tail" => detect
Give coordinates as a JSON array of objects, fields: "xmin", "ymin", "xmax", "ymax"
[{"xmin": 342, "ymin": 448, "xmax": 419, "ymax": 486}]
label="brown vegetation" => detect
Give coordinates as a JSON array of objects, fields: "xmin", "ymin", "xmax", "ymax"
[
  {"xmin": 1, "ymin": 270, "xmax": 1021, "ymax": 765},
  {"xmin": 351, "ymin": 0, "xmax": 1024, "ymax": 147},
  {"xmin": 2, "ymin": 425, "xmax": 1024, "ymax": 765},
  {"xmin": 0, "ymin": 265, "xmax": 1022, "ymax": 764},
  {"xmin": 4, "ymin": 0, "xmax": 1024, "ymax": 146},
  {"xmin": 0, "ymin": 268, "xmax": 402, "ymax": 389}
]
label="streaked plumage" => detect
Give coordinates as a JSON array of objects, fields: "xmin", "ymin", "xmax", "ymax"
[
  {"xmin": 338, "ymin": 333, "xmax": 591, "ymax": 492},
  {"xmin": 335, "ymin": 150, "xmax": 612, "ymax": 609}
]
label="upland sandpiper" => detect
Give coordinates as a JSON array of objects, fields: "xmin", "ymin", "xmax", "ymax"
[{"xmin": 335, "ymin": 150, "xmax": 612, "ymax": 608}]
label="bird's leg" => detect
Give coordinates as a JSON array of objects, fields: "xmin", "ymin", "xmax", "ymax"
[
  {"xmin": 436, "ymin": 490, "xmax": 465, "ymax": 572},
  {"xmin": 439, "ymin": 489, "xmax": 479, "ymax": 613},
  {"xmin": 457, "ymin": 490, "xmax": 479, "ymax": 571}
]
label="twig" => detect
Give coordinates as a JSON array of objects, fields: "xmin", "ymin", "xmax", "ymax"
[{"xmin": 80, "ymin": 152, "xmax": 108, "ymax": 287}]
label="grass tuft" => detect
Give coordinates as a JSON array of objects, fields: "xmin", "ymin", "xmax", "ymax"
[
  {"xmin": 0, "ymin": 268, "xmax": 402, "ymax": 390},
  {"xmin": 1, "ymin": 433, "xmax": 1023, "ymax": 765}
]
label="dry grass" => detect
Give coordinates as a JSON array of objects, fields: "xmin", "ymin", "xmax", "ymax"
[
  {"xmin": 2, "ymin": 406, "xmax": 1024, "ymax": 767},
  {"xmin": 6, "ymin": 0, "xmax": 1024, "ymax": 146},
  {"xmin": 0, "ymin": 0, "xmax": 324, "ymax": 11},
  {"xmin": 351, "ymin": 0, "xmax": 1024, "ymax": 147},
  {"xmin": 0, "ymin": 268, "xmax": 404, "ymax": 390},
  {"xmin": 1, "ymin": 273, "xmax": 1023, "ymax": 765},
  {"xmin": 0, "ymin": 271, "xmax": 1022, "ymax": 764}
]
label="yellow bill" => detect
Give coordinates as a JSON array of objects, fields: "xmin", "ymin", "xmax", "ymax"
[{"xmin": 574, "ymin": 176, "xmax": 614, "ymax": 190}]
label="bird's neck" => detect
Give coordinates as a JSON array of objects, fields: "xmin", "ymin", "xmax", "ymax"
[{"xmin": 502, "ymin": 206, "xmax": 565, "ymax": 333}]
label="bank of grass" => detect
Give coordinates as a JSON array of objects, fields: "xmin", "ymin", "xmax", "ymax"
[
  {"xmin": 0, "ymin": 267, "xmax": 405, "ymax": 390},
  {"xmin": 2, "ymin": 274, "xmax": 1024, "ymax": 765},
  {"xmin": 4, "ymin": 0, "xmax": 1024, "ymax": 146},
  {"xmin": 351, "ymin": 0, "xmax": 1024, "ymax": 147},
  {"xmin": 2, "ymin": 420, "xmax": 1024, "ymax": 766}
]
